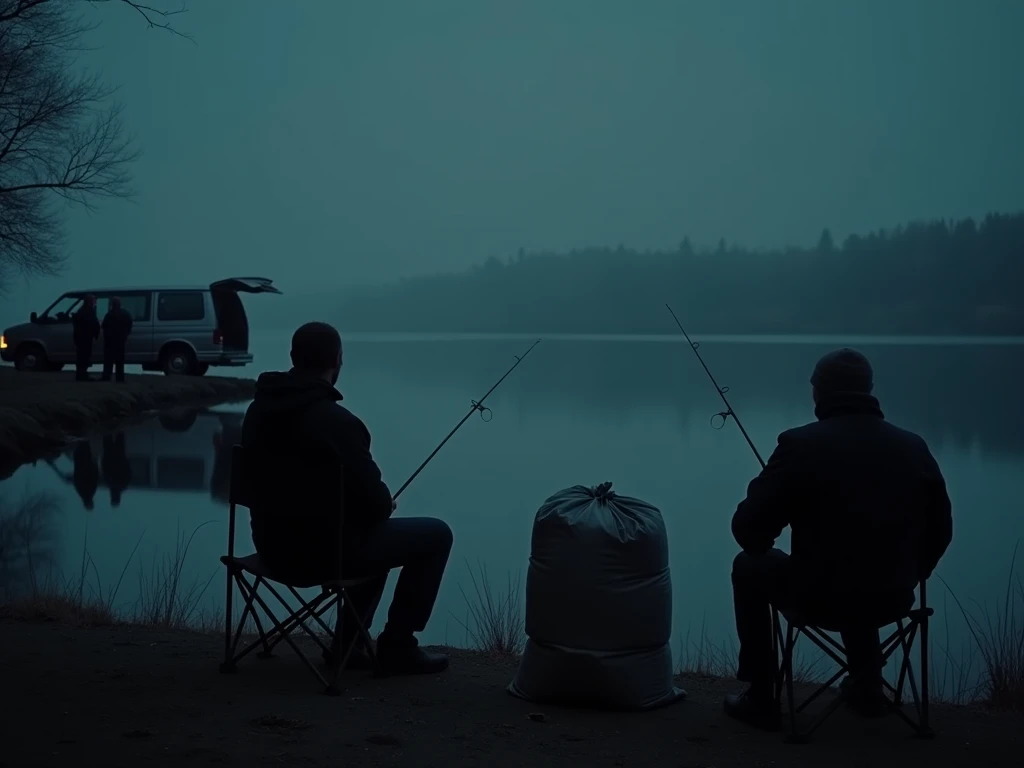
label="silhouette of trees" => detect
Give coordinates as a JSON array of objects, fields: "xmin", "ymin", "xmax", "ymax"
[
  {"xmin": 337, "ymin": 212, "xmax": 1024, "ymax": 336},
  {"xmin": 817, "ymin": 228, "xmax": 834, "ymax": 253},
  {"xmin": 0, "ymin": 1, "xmax": 188, "ymax": 290}
]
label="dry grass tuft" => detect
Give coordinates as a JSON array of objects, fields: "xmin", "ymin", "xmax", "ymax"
[
  {"xmin": 454, "ymin": 560, "xmax": 525, "ymax": 657},
  {"xmin": 942, "ymin": 543, "xmax": 1024, "ymax": 711}
]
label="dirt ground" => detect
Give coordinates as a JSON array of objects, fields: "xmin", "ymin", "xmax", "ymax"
[
  {"xmin": 0, "ymin": 366, "xmax": 253, "ymax": 477},
  {"xmin": 0, "ymin": 620, "xmax": 1018, "ymax": 768}
]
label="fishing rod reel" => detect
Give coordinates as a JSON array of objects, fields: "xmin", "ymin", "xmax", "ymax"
[
  {"xmin": 470, "ymin": 399, "xmax": 493, "ymax": 422},
  {"xmin": 711, "ymin": 408, "xmax": 734, "ymax": 430},
  {"xmin": 687, "ymin": 336, "xmax": 736, "ymax": 430},
  {"xmin": 392, "ymin": 338, "xmax": 541, "ymax": 499},
  {"xmin": 665, "ymin": 304, "xmax": 766, "ymax": 469}
]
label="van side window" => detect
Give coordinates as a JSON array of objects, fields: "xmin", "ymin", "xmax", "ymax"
[
  {"xmin": 96, "ymin": 293, "xmax": 151, "ymax": 322},
  {"xmin": 120, "ymin": 293, "xmax": 152, "ymax": 321},
  {"xmin": 157, "ymin": 292, "xmax": 205, "ymax": 322}
]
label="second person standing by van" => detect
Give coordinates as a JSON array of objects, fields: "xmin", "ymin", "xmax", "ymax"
[
  {"xmin": 101, "ymin": 297, "xmax": 133, "ymax": 383},
  {"xmin": 72, "ymin": 295, "xmax": 100, "ymax": 382}
]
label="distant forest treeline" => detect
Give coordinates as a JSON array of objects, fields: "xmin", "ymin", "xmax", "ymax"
[{"xmin": 337, "ymin": 212, "xmax": 1023, "ymax": 335}]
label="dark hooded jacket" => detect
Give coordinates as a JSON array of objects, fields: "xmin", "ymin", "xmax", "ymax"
[
  {"xmin": 72, "ymin": 305, "xmax": 100, "ymax": 345},
  {"xmin": 731, "ymin": 391, "xmax": 953, "ymax": 612},
  {"xmin": 240, "ymin": 369, "xmax": 393, "ymax": 579},
  {"xmin": 101, "ymin": 306, "xmax": 133, "ymax": 347}
]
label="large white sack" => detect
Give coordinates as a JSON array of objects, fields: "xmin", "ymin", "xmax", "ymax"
[{"xmin": 508, "ymin": 482, "xmax": 685, "ymax": 710}]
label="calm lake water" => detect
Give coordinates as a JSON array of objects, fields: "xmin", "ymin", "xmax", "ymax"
[{"xmin": 2, "ymin": 331, "xmax": 1022, "ymax": 677}]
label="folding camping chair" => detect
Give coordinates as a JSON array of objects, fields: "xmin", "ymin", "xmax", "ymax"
[
  {"xmin": 218, "ymin": 444, "xmax": 384, "ymax": 695},
  {"xmin": 772, "ymin": 580, "xmax": 934, "ymax": 743}
]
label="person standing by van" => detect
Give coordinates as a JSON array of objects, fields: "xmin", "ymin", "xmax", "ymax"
[
  {"xmin": 72, "ymin": 295, "xmax": 100, "ymax": 381},
  {"xmin": 101, "ymin": 296, "xmax": 133, "ymax": 382}
]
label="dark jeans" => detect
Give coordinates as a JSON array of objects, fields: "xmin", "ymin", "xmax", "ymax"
[
  {"xmin": 732, "ymin": 549, "xmax": 883, "ymax": 691},
  {"xmin": 75, "ymin": 341, "xmax": 93, "ymax": 381},
  {"xmin": 338, "ymin": 516, "xmax": 453, "ymax": 643},
  {"xmin": 102, "ymin": 343, "xmax": 126, "ymax": 382}
]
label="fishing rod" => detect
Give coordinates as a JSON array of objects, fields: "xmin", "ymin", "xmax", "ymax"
[
  {"xmin": 392, "ymin": 338, "xmax": 542, "ymax": 499},
  {"xmin": 665, "ymin": 304, "xmax": 766, "ymax": 470}
]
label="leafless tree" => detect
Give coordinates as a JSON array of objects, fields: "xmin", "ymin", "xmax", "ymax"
[{"xmin": 0, "ymin": 0, "xmax": 188, "ymax": 290}]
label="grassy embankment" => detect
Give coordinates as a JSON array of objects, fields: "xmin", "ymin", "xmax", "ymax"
[
  {"xmin": 0, "ymin": 366, "xmax": 255, "ymax": 478},
  {"xmin": 1, "ymin": 521, "xmax": 1020, "ymax": 712}
]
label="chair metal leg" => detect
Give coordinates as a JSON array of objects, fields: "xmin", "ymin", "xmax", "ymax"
[
  {"xmin": 217, "ymin": 568, "xmax": 389, "ymax": 695},
  {"xmin": 896, "ymin": 624, "xmax": 924, "ymax": 723},
  {"xmin": 265, "ymin": 595, "xmax": 334, "ymax": 655},
  {"xmin": 246, "ymin": 586, "xmax": 332, "ymax": 689},
  {"xmin": 775, "ymin": 581, "xmax": 934, "ymax": 744},
  {"xmin": 351, "ymin": 599, "xmax": 384, "ymax": 677},
  {"xmin": 248, "ymin": 585, "xmax": 277, "ymax": 658},
  {"xmin": 229, "ymin": 575, "xmax": 290, "ymax": 664},
  {"xmin": 919, "ymin": 614, "xmax": 933, "ymax": 737},
  {"xmin": 223, "ymin": 573, "xmax": 264, "ymax": 668},
  {"xmin": 324, "ymin": 598, "xmax": 345, "ymax": 696},
  {"xmin": 220, "ymin": 565, "xmax": 235, "ymax": 673},
  {"xmin": 799, "ymin": 686, "xmax": 849, "ymax": 740},
  {"xmin": 772, "ymin": 608, "xmax": 783, "ymax": 704},
  {"xmin": 783, "ymin": 625, "xmax": 805, "ymax": 744}
]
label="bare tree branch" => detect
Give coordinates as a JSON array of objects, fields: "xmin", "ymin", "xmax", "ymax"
[
  {"xmin": 88, "ymin": 1, "xmax": 193, "ymax": 42},
  {"xmin": 0, "ymin": 0, "xmax": 188, "ymax": 290},
  {"xmin": 0, "ymin": 1, "xmax": 191, "ymax": 37}
]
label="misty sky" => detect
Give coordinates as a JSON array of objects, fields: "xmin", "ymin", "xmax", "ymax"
[{"xmin": 6, "ymin": 0, "xmax": 1024, "ymax": 319}]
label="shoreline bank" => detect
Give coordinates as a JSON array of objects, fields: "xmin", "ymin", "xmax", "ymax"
[
  {"xmin": 0, "ymin": 615, "xmax": 1019, "ymax": 768},
  {"xmin": 0, "ymin": 366, "xmax": 254, "ymax": 479}
]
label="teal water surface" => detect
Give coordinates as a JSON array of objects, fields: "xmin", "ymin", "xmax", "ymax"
[{"xmin": 1, "ymin": 332, "xmax": 1021, "ymax": 682}]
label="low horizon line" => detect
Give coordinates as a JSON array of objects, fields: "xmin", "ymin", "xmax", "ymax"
[{"xmin": 248, "ymin": 329, "xmax": 1024, "ymax": 347}]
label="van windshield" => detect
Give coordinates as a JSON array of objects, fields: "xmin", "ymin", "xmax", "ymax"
[{"xmin": 39, "ymin": 295, "xmax": 83, "ymax": 323}]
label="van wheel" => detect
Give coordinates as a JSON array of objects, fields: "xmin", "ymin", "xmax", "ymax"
[
  {"xmin": 14, "ymin": 343, "xmax": 48, "ymax": 372},
  {"xmin": 161, "ymin": 345, "xmax": 197, "ymax": 376}
]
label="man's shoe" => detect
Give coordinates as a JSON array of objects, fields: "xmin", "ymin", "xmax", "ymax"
[
  {"xmin": 377, "ymin": 645, "xmax": 449, "ymax": 676},
  {"xmin": 375, "ymin": 635, "xmax": 449, "ymax": 676},
  {"xmin": 723, "ymin": 689, "xmax": 782, "ymax": 731}
]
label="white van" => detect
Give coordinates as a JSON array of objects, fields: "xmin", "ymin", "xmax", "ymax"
[{"xmin": 0, "ymin": 277, "xmax": 281, "ymax": 375}]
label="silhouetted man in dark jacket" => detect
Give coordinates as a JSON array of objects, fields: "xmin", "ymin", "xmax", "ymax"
[
  {"xmin": 241, "ymin": 321, "xmax": 453, "ymax": 676},
  {"xmin": 724, "ymin": 348, "xmax": 953, "ymax": 729},
  {"xmin": 101, "ymin": 296, "xmax": 133, "ymax": 382},
  {"xmin": 72, "ymin": 295, "xmax": 100, "ymax": 381}
]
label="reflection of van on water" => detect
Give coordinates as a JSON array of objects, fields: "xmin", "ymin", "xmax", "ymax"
[{"xmin": 47, "ymin": 408, "xmax": 244, "ymax": 508}]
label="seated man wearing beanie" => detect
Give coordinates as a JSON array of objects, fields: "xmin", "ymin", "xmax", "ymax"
[
  {"xmin": 724, "ymin": 348, "xmax": 953, "ymax": 729},
  {"xmin": 241, "ymin": 322, "xmax": 453, "ymax": 676}
]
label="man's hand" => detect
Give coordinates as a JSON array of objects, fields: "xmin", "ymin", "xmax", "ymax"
[{"xmin": 391, "ymin": 497, "xmax": 398, "ymax": 512}]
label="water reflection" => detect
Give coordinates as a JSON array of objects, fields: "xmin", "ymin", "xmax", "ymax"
[
  {"xmin": 44, "ymin": 408, "xmax": 244, "ymax": 510},
  {"xmin": 101, "ymin": 432, "xmax": 131, "ymax": 507},
  {"xmin": 0, "ymin": 491, "xmax": 62, "ymax": 596},
  {"xmin": 346, "ymin": 339, "xmax": 1024, "ymax": 458},
  {"xmin": 1, "ymin": 337, "xmax": 1020, "ymax": 672}
]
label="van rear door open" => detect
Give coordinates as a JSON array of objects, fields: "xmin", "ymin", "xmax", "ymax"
[
  {"xmin": 209, "ymin": 277, "xmax": 282, "ymax": 352},
  {"xmin": 209, "ymin": 277, "xmax": 283, "ymax": 295}
]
